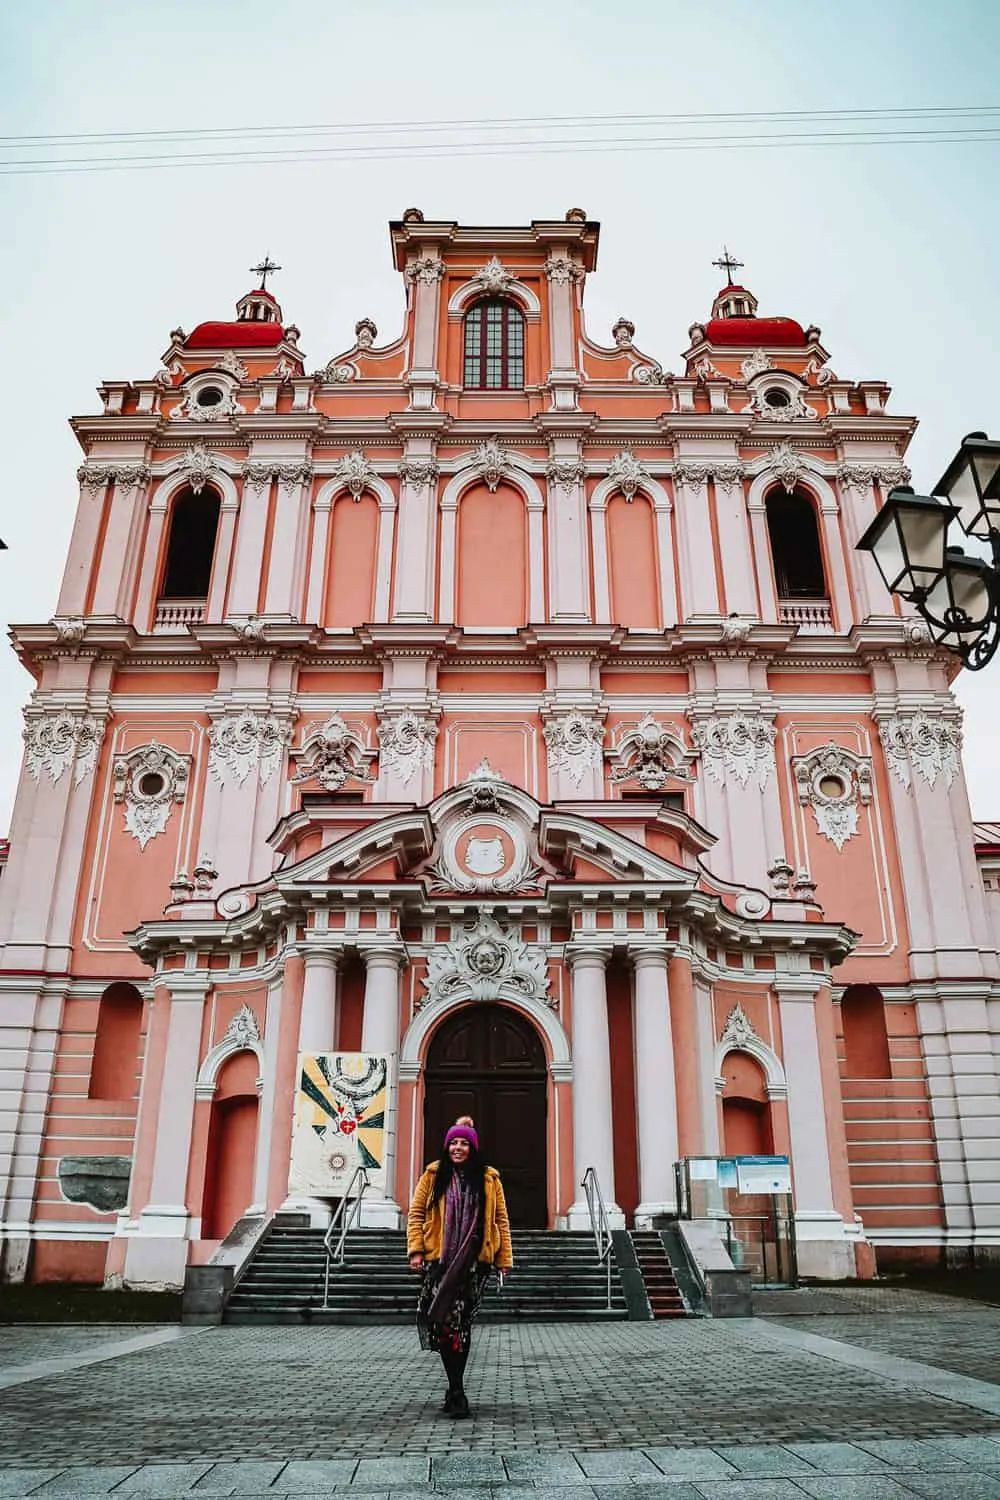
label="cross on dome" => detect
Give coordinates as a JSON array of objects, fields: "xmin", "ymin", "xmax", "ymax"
[
  {"xmin": 712, "ymin": 246, "xmax": 744, "ymax": 287},
  {"xmin": 250, "ymin": 255, "xmax": 281, "ymax": 292}
]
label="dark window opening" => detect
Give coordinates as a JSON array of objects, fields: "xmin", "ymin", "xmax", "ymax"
[
  {"xmin": 196, "ymin": 385, "xmax": 224, "ymax": 409},
  {"xmin": 463, "ymin": 299, "xmax": 525, "ymax": 391},
  {"xmin": 766, "ymin": 487, "xmax": 827, "ymax": 599},
  {"xmin": 764, "ymin": 387, "xmax": 791, "ymax": 408},
  {"xmin": 160, "ymin": 486, "xmax": 221, "ymax": 600}
]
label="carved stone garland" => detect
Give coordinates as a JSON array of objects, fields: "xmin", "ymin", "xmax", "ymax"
[
  {"xmin": 419, "ymin": 914, "xmax": 553, "ymax": 1010},
  {"xmin": 24, "ymin": 709, "xmax": 104, "ymax": 787},
  {"xmin": 792, "ymin": 742, "xmax": 873, "ymax": 851},
  {"xmin": 113, "ymin": 742, "xmax": 191, "ymax": 850},
  {"xmin": 377, "ymin": 712, "xmax": 437, "ymax": 787},
  {"xmin": 606, "ymin": 714, "xmax": 697, "ymax": 792},
  {"xmin": 879, "ymin": 712, "xmax": 962, "ymax": 792},
  {"xmin": 691, "ymin": 712, "xmax": 776, "ymax": 791},
  {"xmin": 208, "ymin": 711, "xmax": 293, "ymax": 788},
  {"xmin": 291, "ymin": 714, "xmax": 376, "ymax": 792},
  {"xmin": 543, "ymin": 712, "xmax": 605, "ymax": 787}
]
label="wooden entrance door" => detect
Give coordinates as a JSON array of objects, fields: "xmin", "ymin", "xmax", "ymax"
[{"xmin": 423, "ymin": 1004, "xmax": 548, "ymax": 1229}]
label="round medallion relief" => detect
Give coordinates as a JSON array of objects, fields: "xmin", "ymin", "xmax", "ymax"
[{"xmin": 457, "ymin": 822, "xmax": 517, "ymax": 882}]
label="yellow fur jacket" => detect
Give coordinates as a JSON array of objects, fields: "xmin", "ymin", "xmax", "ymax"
[{"xmin": 406, "ymin": 1162, "xmax": 514, "ymax": 1269}]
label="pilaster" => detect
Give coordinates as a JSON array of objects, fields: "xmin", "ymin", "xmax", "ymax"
[{"xmin": 565, "ymin": 944, "xmax": 624, "ymax": 1228}]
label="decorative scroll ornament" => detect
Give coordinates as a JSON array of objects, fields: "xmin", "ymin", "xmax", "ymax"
[
  {"xmin": 804, "ymin": 355, "xmax": 838, "ymax": 387},
  {"xmin": 23, "ymin": 709, "xmax": 103, "ymax": 788},
  {"xmin": 180, "ymin": 443, "xmax": 221, "ymax": 495},
  {"xmin": 720, "ymin": 1001, "xmax": 758, "ymax": 1049},
  {"xmin": 377, "ymin": 712, "xmax": 437, "ymax": 787},
  {"xmin": 291, "ymin": 713, "xmax": 376, "ymax": 791},
  {"xmin": 218, "ymin": 350, "xmax": 249, "ymax": 381},
  {"xmin": 543, "ymin": 712, "xmax": 605, "ymax": 787},
  {"xmin": 721, "ymin": 614, "xmax": 755, "ymax": 642},
  {"xmin": 420, "ymin": 914, "xmax": 552, "ymax": 1009},
  {"xmin": 243, "ymin": 461, "xmax": 275, "ymax": 494},
  {"xmin": 275, "ymin": 461, "xmax": 313, "ymax": 491},
  {"xmin": 693, "ymin": 355, "xmax": 723, "ymax": 380},
  {"xmin": 471, "ymin": 438, "xmax": 512, "ymax": 493},
  {"xmin": 335, "ymin": 449, "xmax": 376, "ymax": 500},
  {"xmin": 112, "ymin": 742, "xmax": 190, "ymax": 850},
  {"xmin": 692, "ymin": 712, "xmax": 777, "ymax": 791},
  {"xmin": 768, "ymin": 441, "xmax": 807, "ymax": 494},
  {"xmin": 608, "ymin": 448, "xmax": 647, "ymax": 501},
  {"xmin": 272, "ymin": 355, "xmax": 298, "ymax": 383},
  {"xmin": 545, "ymin": 256, "xmax": 583, "ymax": 285},
  {"xmin": 748, "ymin": 383, "xmax": 818, "ymax": 422},
  {"xmin": 226, "ymin": 1003, "xmax": 261, "ymax": 1048},
  {"xmin": 208, "ymin": 711, "xmax": 293, "ymax": 787},
  {"xmin": 632, "ymin": 362, "xmax": 671, "ymax": 385},
  {"xmin": 399, "ymin": 457, "xmax": 440, "ymax": 492},
  {"xmin": 154, "ymin": 360, "xmax": 183, "ymax": 388},
  {"xmin": 606, "ymin": 714, "xmax": 697, "ymax": 792},
  {"xmin": 405, "ymin": 256, "xmax": 446, "ymax": 285},
  {"xmin": 740, "ymin": 347, "xmax": 772, "ymax": 381},
  {"xmin": 318, "ymin": 360, "xmax": 355, "ymax": 382},
  {"xmin": 170, "ymin": 385, "xmax": 245, "ymax": 422},
  {"xmin": 473, "ymin": 256, "xmax": 517, "ymax": 295},
  {"xmin": 612, "ymin": 317, "xmax": 635, "ymax": 347},
  {"xmin": 76, "ymin": 462, "xmax": 150, "ymax": 493},
  {"xmin": 792, "ymin": 742, "xmax": 873, "ymax": 852},
  {"xmin": 546, "ymin": 457, "xmax": 586, "ymax": 491},
  {"xmin": 879, "ymin": 712, "xmax": 962, "ymax": 792},
  {"xmin": 193, "ymin": 852, "xmax": 218, "ymax": 895}
]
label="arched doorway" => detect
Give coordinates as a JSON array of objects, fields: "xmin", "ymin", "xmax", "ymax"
[{"xmin": 424, "ymin": 1003, "xmax": 547, "ymax": 1228}]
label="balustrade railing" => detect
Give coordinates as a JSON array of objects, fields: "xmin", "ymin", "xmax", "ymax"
[
  {"xmin": 153, "ymin": 598, "xmax": 206, "ymax": 633},
  {"xmin": 778, "ymin": 598, "xmax": 834, "ymax": 633}
]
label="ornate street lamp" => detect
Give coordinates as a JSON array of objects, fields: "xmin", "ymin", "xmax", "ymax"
[{"xmin": 856, "ymin": 432, "xmax": 1000, "ymax": 671}]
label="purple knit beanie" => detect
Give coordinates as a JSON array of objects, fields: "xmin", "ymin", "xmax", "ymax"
[{"xmin": 444, "ymin": 1123, "xmax": 479, "ymax": 1151}]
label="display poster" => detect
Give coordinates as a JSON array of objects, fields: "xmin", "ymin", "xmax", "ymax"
[
  {"xmin": 734, "ymin": 1154, "xmax": 792, "ymax": 1195},
  {"xmin": 288, "ymin": 1052, "xmax": 389, "ymax": 1197},
  {"xmin": 688, "ymin": 1158, "xmax": 719, "ymax": 1181},
  {"xmin": 717, "ymin": 1157, "xmax": 739, "ymax": 1189}
]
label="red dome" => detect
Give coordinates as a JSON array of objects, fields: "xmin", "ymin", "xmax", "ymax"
[
  {"xmin": 705, "ymin": 316, "xmax": 806, "ymax": 348},
  {"xmin": 186, "ymin": 321, "xmax": 284, "ymax": 349}
]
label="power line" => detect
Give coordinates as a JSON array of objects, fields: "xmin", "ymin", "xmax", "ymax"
[{"xmin": 1, "ymin": 123, "xmax": 998, "ymax": 176}]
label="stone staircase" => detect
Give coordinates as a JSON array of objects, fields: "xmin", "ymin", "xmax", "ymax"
[
  {"xmin": 630, "ymin": 1230, "xmax": 689, "ymax": 1318},
  {"xmin": 224, "ymin": 1220, "xmax": 630, "ymax": 1324}
]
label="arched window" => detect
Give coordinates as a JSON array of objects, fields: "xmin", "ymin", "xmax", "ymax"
[
  {"xmin": 765, "ymin": 487, "xmax": 827, "ymax": 600},
  {"xmin": 463, "ymin": 299, "xmax": 525, "ymax": 391},
  {"xmin": 160, "ymin": 486, "xmax": 221, "ymax": 600},
  {"xmin": 841, "ymin": 984, "xmax": 891, "ymax": 1079},
  {"xmin": 89, "ymin": 982, "xmax": 143, "ymax": 1100}
]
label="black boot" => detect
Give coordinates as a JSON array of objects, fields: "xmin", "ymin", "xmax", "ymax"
[{"xmin": 442, "ymin": 1347, "xmax": 470, "ymax": 1418}]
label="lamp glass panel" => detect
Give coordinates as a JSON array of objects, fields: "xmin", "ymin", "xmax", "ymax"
[
  {"xmin": 969, "ymin": 452, "xmax": 1000, "ymax": 534},
  {"xmin": 941, "ymin": 464, "xmax": 982, "ymax": 534},
  {"xmin": 922, "ymin": 560, "xmax": 992, "ymax": 639},
  {"xmin": 895, "ymin": 504, "xmax": 952, "ymax": 591}
]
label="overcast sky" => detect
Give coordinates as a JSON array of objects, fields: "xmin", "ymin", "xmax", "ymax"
[{"xmin": 1, "ymin": 1, "xmax": 999, "ymax": 830}]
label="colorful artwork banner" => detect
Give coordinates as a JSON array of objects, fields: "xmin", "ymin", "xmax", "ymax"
[{"xmin": 288, "ymin": 1051, "xmax": 389, "ymax": 1197}]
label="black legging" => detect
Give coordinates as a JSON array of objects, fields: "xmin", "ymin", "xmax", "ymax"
[{"xmin": 441, "ymin": 1343, "xmax": 469, "ymax": 1393}]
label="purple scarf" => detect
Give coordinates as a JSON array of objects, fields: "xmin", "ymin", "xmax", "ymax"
[{"xmin": 426, "ymin": 1170, "xmax": 481, "ymax": 1324}]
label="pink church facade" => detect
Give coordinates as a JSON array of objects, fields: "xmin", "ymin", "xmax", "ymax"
[{"xmin": 1, "ymin": 209, "xmax": 998, "ymax": 1292}]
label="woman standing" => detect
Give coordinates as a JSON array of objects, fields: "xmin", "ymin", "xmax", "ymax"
[{"xmin": 406, "ymin": 1117, "xmax": 513, "ymax": 1418}]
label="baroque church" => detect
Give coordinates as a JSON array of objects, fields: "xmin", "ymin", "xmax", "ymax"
[{"xmin": 1, "ymin": 210, "xmax": 998, "ymax": 1293}]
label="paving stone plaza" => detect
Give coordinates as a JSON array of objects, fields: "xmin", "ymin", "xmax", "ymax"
[{"xmin": 5, "ymin": 1289, "xmax": 1000, "ymax": 1497}]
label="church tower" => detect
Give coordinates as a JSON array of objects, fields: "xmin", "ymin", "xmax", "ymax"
[{"xmin": 1, "ymin": 212, "xmax": 996, "ymax": 1292}]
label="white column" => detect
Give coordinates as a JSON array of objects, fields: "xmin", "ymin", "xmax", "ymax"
[
  {"xmin": 305, "ymin": 490, "xmax": 333, "ymax": 624},
  {"xmin": 250, "ymin": 979, "xmax": 282, "ymax": 1214},
  {"xmin": 546, "ymin": 456, "xmax": 590, "ymax": 622},
  {"xmin": 392, "ymin": 462, "xmax": 438, "ymax": 621},
  {"xmin": 228, "ymin": 470, "xmax": 271, "ymax": 616},
  {"xmin": 360, "ymin": 947, "xmax": 404, "ymax": 1225},
  {"xmin": 673, "ymin": 467, "xmax": 721, "ymax": 620},
  {"xmin": 777, "ymin": 980, "xmax": 853, "ymax": 1280},
  {"xmin": 566, "ymin": 946, "xmax": 624, "ymax": 1227},
  {"xmin": 712, "ymin": 474, "xmax": 757, "ymax": 617},
  {"xmin": 632, "ymin": 948, "xmax": 679, "ymax": 1225},
  {"xmin": 298, "ymin": 949, "xmax": 341, "ymax": 1054},
  {"xmin": 263, "ymin": 469, "xmax": 311, "ymax": 618}
]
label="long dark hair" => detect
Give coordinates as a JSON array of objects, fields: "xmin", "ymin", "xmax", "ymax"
[{"xmin": 431, "ymin": 1138, "xmax": 487, "ymax": 1205}]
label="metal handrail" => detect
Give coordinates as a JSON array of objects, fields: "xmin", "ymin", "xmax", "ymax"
[
  {"xmin": 581, "ymin": 1165, "xmax": 614, "ymax": 1311},
  {"xmin": 321, "ymin": 1167, "xmax": 370, "ymax": 1310}
]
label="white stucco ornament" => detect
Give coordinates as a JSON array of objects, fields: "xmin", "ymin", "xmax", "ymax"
[
  {"xmin": 768, "ymin": 441, "xmax": 808, "ymax": 494},
  {"xmin": 606, "ymin": 715, "xmax": 697, "ymax": 792},
  {"xmin": 180, "ymin": 443, "xmax": 222, "ymax": 495},
  {"xmin": 24, "ymin": 709, "xmax": 104, "ymax": 788},
  {"xmin": 608, "ymin": 448, "xmax": 647, "ymax": 501},
  {"xmin": 792, "ymin": 742, "xmax": 873, "ymax": 852},
  {"xmin": 720, "ymin": 1001, "xmax": 758, "ymax": 1050},
  {"xmin": 470, "ymin": 438, "xmax": 512, "ymax": 493},
  {"xmin": 291, "ymin": 714, "xmax": 376, "ymax": 792},
  {"xmin": 880, "ymin": 712, "xmax": 962, "ymax": 791},
  {"xmin": 740, "ymin": 347, "xmax": 772, "ymax": 381},
  {"xmin": 474, "ymin": 256, "xmax": 517, "ymax": 295},
  {"xmin": 112, "ymin": 742, "xmax": 191, "ymax": 850},
  {"xmin": 692, "ymin": 712, "xmax": 776, "ymax": 791},
  {"xmin": 419, "ymin": 913, "xmax": 552, "ymax": 1009},
  {"xmin": 543, "ymin": 713, "xmax": 605, "ymax": 787},
  {"xmin": 208, "ymin": 711, "xmax": 293, "ymax": 787},
  {"xmin": 335, "ymin": 449, "xmax": 376, "ymax": 501},
  {"xmin": 377, "ymin": 712, "xmax": 437, "ymax": 787}
]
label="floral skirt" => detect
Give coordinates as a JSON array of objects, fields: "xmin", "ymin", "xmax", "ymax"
[{"xmin": 416, "ymin": 1259, "xmax": 491, "ymax": 1353}]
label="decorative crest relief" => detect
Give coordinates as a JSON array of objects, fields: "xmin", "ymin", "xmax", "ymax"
[
  {"xmin": 377, "ymin": 712, "xmax": 437, "ymax": 787},
  {"xmin": 420, "ymin": 914, "xmax": 552, "ymax": 1009},
  {"xmin": 471, "ymin": 438, "xmax": 512, "ymax": 493},
  {"xmin": 748, "ymin": 383, "xmax": 818, "ymax": 422},
  {"xmin": 692, "ymin": 712, "xmax": 776, "ymax": 791},
  {"xmin": 24, "ymin": 709, "xmax": 104, "ymax": 788},
  {"xmin": 112, "ymin": 742, "xmax": 191, "ymax": 850},
  {"xmin": 879, "ymin": 712, "xmax": 962, "ymax": 792},
  {"xmin": 208, "ymin": 711, "xmax": 293, "ymax": 788},
  {"xmin": 792, "ymin": 742, "xmax": 873, "ymax": 851},
  {"xmin": 543, "ymin": 712, "xmax": 605, "ymax": 787},
  {"xmin": 335, "ymin": 449, "xmax": 377, "ymax": 500},
  {"xmin": 608, "ymin": 448, "xmax": 647, "ymax": 501},
  {"xmin": 218, "ymin": 351, "xmax": 249, "ymax": 381},
  {"xmin": 768, "ymin": 441, "xmax": 807, "ymax": 494},
  {"xmin": 180, "ymin": 443, "xmax": 221, "ymax": 495},
  {"xmin": 720, "ymin": 1001, "xmax": 758, "ymax": 1049},
  {"xmin": 473, "ymin": 256, "xmax": 516, "ymax": 295},
  {"xmin": 606, "ymin": 715, "xmax": 697, "ymax": 792},
  {"xmin": 740, "ymin": 347, "xmax": 772, "ymax": 381},
  {"xmin": 226, "ymin": 1004, "xmax": 261, "ymax": 1048},
  {"xmin": 291, "ymin": 713, "xmax": 376, "ymax": 791}
]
